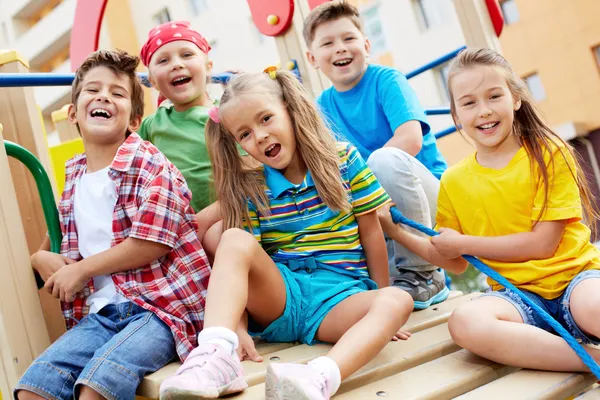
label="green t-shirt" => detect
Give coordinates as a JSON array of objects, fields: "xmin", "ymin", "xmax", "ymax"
[{"xmin": 138, "ymin": 105, "xmax": 212, "ymax": 212}]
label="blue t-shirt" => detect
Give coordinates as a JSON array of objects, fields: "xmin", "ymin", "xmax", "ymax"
[{"xmin": 317, "ymin": 64, "xmax": 447, "ymax": 179}]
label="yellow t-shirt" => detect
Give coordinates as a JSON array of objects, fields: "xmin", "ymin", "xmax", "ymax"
[{"xmin": 437, "ymin": 144, "xmax": 600, "ymax": 299}]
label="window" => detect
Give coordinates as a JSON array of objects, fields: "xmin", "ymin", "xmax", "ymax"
[
  {"xmin": 412, "ymin": 0, "xmax": 448, "ymax": 31},
  {"xmin": 500, "ymin": 0, "xmax": 520, "ymax": 24},
  {"xmin": 153, "ymin": 8, "xmax": 171, "ymax": 25},
  {"xmin": 593, "ymin": 45, "xmax": 600, "ymax": 71},
  {"xmin": 435, "ymin": 62, "xmax": 452, "ymax": 103},
  {"xmin": 189, "ymin": 0, "xmax": 209, "ymax": 16},
  {"xmin": 361, "ymin": 4, "xmax": 387, "ymax": 56},
  {"xmin": 523, "ymin": 73, "xmax": 546, "ymax": 102}
]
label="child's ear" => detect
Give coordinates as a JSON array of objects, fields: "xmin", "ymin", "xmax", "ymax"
[
  {"xmin": 148, "ymin": 72, "xmax": 157, "ymax": 89},
  {"xmin": 206, "ymin": 59, "xmax": 214, "ymax": 73},
  {"xmin": 306, "ymin": 50, "xmax": 318, "ymax": 69},
  {"xmin": 514, "ymin": 96, "xmax": 522, "ymax": 111},
  {"xmin": 129, "ymin": 115, "xmax": 142, "ymax": 133},
  {"xmin": 67, "ymin": 103, "xmax": 78, "ymax": 125},
  {"xmin": 364, "ymin": 37, "xmax": 372, "ymax": 56}
]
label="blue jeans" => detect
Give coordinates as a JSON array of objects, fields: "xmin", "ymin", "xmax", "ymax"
[
  {"xmin": 484, "ymin": 269, "xmax": 600, "ymax": 345},
  {"xmin": 15, "ymin": 302, "xmax": 177, "ymax": 400}
]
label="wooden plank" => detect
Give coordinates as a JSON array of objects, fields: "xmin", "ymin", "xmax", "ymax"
[
  {"xmin": 457, "ymin": 370, "xmax": 597, "ymax": 400},
  {"xmin": 336, "ymin": 349, "xmax": 518, "ymax": 400},
  {"xmin": 577, "ymin": 384, "xmax": 600, "ymax": 399},
  {"xmin": 234, "ymin": 323, "xmax": 459, "ymax": 400},
  {"xmin": 138, "ymin": 294, "xmax": 475, "ymax": 399},
  {"xmin": 0, "ymin": 125, "xmax": 51, "ymax": 393},
  {"xmin": 0, "ymin": 52, "xmax": 65, "ymax": 344}
]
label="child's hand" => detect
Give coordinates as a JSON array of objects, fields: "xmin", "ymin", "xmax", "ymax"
[
  {"xmin": 376, "ymin": 203, "xmax": 399, "ymax": 234},
  {"xmin": 236, "ymin": 329, "xmax": 263, "ymax": 363},
  {"xmin": 392, "ymin": 330, "xmax": 411, "ymax": 341},
  {"xmin": 431, "ymin": 228, "xmax": 465, "ymax": 259},
  {"xmin": 31, "ymin": 250, "xmax": 76, "ymax": 282},
  {"xmin": 45, "ymin": 262, "xmax": 90, "ymax": 302}
]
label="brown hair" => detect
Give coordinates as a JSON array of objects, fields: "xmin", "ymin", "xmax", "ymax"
[
  {"xmin": 447, "ymin": 48, "xmax": 598, "ymax": 233},
  {"xmin": 72, "ymin": 49, "xmax": 145, "ymax": 134},
  {"xmin": 302, "ymin": 0, "xmax": 363, "ymax": 47},
  {"xmin": 205, "ymin": 70, "xmax": 351, "ymax": 230}
]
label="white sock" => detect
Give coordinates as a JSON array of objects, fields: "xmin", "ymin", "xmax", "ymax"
[
  {"xmin": 308, "ymin": 356, "xmax": 342, "ymax": 395},
  {"xmin": 198, "ymin": 326, "xmax": 239, "ymax": 356}
]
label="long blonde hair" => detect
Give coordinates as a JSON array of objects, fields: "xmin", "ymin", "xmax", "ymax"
[
  {"xmin": 205, "ymin": 70, "xmax": 351, "ymax": 229},
  {"xmin": 447, "ymin": 48, "xmax": 598, "ymax": 233}
]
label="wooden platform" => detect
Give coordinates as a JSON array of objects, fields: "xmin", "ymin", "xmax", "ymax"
[{"xmin": 136, "ymin": 292, "xmax": 597, "ymax": 400}]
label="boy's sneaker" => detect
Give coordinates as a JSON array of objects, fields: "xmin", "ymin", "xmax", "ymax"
[
  {"xmin": 159, "ymin": 343, "xmax": 248, "ymax": 399},
  {"xmin": 265, "ymin": 363, "xmax": 332, "ymax": 400},
  {"xmin": 392, "ymin": 268, "xmax": 450, "ymax": 310}
]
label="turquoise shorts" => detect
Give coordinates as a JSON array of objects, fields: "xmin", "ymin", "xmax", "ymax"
[{"xmin": 249, "ymin": 257, "xmax": 377, "ymax": 344}]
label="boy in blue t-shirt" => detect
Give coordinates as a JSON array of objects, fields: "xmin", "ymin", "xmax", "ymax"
[{"xmin": 303, "ymin": 1, "xmax": 449, "ymax": 309}]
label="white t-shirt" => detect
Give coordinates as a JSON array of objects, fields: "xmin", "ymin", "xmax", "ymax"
[{"xmin": 74, "ymin": 166, "xmax": 128, "ymax": 314}]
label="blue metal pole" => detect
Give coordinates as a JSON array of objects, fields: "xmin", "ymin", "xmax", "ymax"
[
  {"xmin": 425, "ymin": 107, "xmax": 451, "ymax": 116},
  {"xmin": 434, "ymin": 125, "xmax": 458, "ymax": 139},
  {"xmin": 406, "ymin": 45, "xmax": 466, "ymax": 79},
  {"xmin": 0, "ymin": 72, "xmax": 234, "ymax": 88}
]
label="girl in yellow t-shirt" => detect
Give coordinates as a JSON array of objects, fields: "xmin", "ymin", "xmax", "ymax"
[{"xmin": 378, "ymin": 48, "xmax": 600, "ymax": 373}]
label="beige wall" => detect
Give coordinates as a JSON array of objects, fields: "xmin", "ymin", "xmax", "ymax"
[{"xmin": 499, "ymin": 0, "xmax": 600, "ymax": 131}]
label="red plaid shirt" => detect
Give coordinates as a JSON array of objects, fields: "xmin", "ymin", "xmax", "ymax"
[{"xmin": 58, "ymin": 133, "xmax": 210, "ymax": 361}]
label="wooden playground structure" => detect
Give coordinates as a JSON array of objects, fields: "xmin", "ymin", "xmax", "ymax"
[{"xmin": 1, "ymin": 0, "xmax": 600, "ymax": 398}]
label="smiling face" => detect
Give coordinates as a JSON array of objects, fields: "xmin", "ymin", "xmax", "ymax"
[
  {"xmin": 307, "ymin": 17, "xmax": 370, "ymax": 92},
  {"xmin": 69, "ymin": 66, "xmax": 141, "ymax": 146},
  {"xmin": 221, "ymin": 92, "xmax": 303, "ymax": 179},
  {"xmin": 450, "ymin": 65, "xmax": 522, "ymax": 154},
  {"xmin": 148, "ymin": 40, "xmax": 212, "ymax": 111}
]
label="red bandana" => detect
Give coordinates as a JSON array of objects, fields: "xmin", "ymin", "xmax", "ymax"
[{"xmin": 140, "ymin": 20, "xmax": 211, "ymax": 66}]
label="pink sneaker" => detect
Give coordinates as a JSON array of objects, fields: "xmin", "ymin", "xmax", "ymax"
[
  {"xmin": 265, "ymin": 363, "xmax": 332, "ymax": 400},
  {"xmin": 159, "ymin": 343, "xmax": 248, "ymax": 399}
]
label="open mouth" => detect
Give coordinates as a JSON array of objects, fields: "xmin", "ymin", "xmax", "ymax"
[
  {"xmin": 477, "ymin": 121, "xmax": 499, "ymax": 131},
  {"xmin": 265, "ymin": 143, "xmax": 281, "ymax": 158},
  {"xmin": 171, "ymin": 76, "xmax": 191, "ymax": 86},
  {"xmin": 333, "ymin": 58, "xmax": 353, "ymax": 67},
  {"xmin": 90, "ymin": 108, "xmax": 112, "ymax": 119}
]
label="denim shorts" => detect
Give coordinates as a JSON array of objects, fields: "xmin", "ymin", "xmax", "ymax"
[
  {"xmin": 15, "ymin": 302, "xmax": 177, "ymax": 400},
  {"xmin": 249, "ymin": 257, "xmax": 377, "ymax": 344},
  {"xmin": 484, "ymin": 269, "xmax": 600, "ymax": 345}
]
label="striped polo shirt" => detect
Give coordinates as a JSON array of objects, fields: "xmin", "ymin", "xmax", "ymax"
[{"xmin": 247, "ymin": 142, "xmax": 390, "ymax": 278}]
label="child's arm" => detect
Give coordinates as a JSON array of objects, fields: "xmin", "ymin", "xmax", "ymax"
[
  {"xmin": 377, "ymin": 204, "xmax": 469, "ymax": 275},
  {"xmin": 432, "ymin": 221, "xmax": 567, "ymax": 262},
  {"xmin": 384, "ymin": 120, "xmax": 423, "ymax": 157},
  {"xmin": 30, "ymin": 236, "xmax": 77, "ymax": 282},
  {"xmin": 357, "ymin": 210, "xmax": 390, "ymax": 288},
  {"xmin": 45, "ymin": 237, "xmax": 171, "ymax": 302},
  {"xmin": 196, "ymin": 201, "xmax": 222, "ymax": 242}
]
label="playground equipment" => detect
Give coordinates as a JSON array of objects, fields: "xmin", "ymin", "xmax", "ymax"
[{"xmin": 1, "ymin": 0, "xmax": 599, "ymax": 398}]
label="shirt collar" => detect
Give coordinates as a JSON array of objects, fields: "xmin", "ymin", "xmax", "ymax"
[
  {"xmin": 109, "ymin": 132, "xmax": 143, "ymax": 172},
  {"xmin": 263, "ymin": 165, "xmax": 314, "ymax": 198}
]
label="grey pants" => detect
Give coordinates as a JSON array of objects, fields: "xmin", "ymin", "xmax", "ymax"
[{"xmin": 367, "ymin": 147, "xmax": 440, "ymax": 280}]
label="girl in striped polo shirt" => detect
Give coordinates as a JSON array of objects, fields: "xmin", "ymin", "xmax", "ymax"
[{"xmin": 159, "ymin": 70, "xmax": 415, "ymax": 400}]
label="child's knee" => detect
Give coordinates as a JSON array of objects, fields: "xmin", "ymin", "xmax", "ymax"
[
  {"xmin": 220, "ymin": 228, "xmax": 257, "ymax": 250},
  {"xmin": 375, "ymin": 287, "xmax": 413, "ymax": 320},
  {"xmin": 448, "ymin": 306, "xmax": 481, "ymax": 346}
]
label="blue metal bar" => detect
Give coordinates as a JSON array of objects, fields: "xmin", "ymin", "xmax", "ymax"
[
  {"xmin": 425, "ymin": 107, "xmax": 451, "ymax": 116},
  {"xmin": 0, "ymin": 72, "xmax": 234, "ymax": 88},
  {"xmin": 434, "ymin": 125, "xmax": 458, "ymax": 139},
  {"xmin": 406, "ymin": 45, "xmax": 466, "ymax": 80}
]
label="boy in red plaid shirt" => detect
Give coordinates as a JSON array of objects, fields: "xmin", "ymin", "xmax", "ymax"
[{"xmin": 16, "ymin": 50, "xmax": 211, "ymax": 400}]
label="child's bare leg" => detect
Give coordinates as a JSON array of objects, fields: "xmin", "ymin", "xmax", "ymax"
[
  {"xmin": 317, "ymin": 287, "xmax": 413, "ymax": 379},
  {"xmin": 449, "ymin": 295, "xmax": 600, "ymax": 371},
  {"xmin": 79, "ymin": 386, "xmax": 106, "ymax": 400},
  {"xmin": 204, "ymin": 228, "xmax": 286, "ymax": 330},
  {"xmin": 568, "ymin": 277, "xmax": 600, "ymax": 339},
  {"xmin": 16, "ymin": 391, "xmax": 45, "ymax": 400}
]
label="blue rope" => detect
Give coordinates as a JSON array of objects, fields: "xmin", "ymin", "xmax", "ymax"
[{"xmin": 390, "ymin": 207, "xmax": 600, "ymax": 379}]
